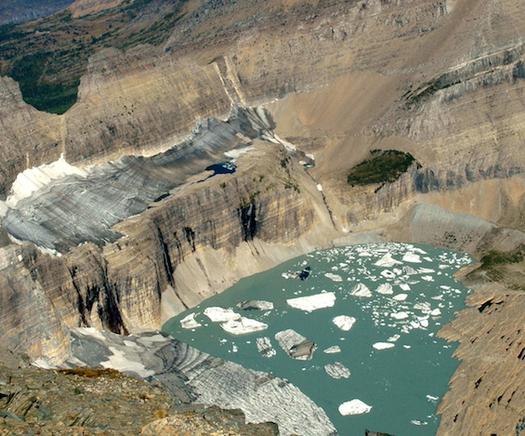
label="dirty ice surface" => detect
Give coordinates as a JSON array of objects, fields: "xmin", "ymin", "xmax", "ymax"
[{"xmin": 164, "ymin": 243, "xmax": 472, "ymax": 436}]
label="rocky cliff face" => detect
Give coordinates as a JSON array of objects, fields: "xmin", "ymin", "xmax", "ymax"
[{"xmin": 2, "ymin": 0, "xmax": 525, "ymax": 435}]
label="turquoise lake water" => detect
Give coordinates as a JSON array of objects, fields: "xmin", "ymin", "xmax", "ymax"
[{"xmin": 163, "ymin": 243, "xmax": 472, "ymax": 436}]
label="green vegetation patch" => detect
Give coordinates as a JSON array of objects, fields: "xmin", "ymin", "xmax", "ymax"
[{"xmin": 347, "ymin": 149, "xmax": 417, "ymax": 187}]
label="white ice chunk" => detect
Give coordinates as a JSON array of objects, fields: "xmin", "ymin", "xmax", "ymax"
[
  {"xmin": 6, "ymin": 155, "xmax": 89, "ymax": 208},
  {"xmin": 403, "ymin": 252, "xmax": 422, "ymax": 263},
  {"xmin": 392, "ymin": 294, "xmax": 408, "ymax": 301},
  {"xmin": 333, "ymin": 315, "xmax": 356, "ymax": 331},
  {"xmin": 221, "ymin": 317, "xmax": 268, "ymax": 335},
  {"xmin": 399, "ymin": 283, "xmax": 411, "ymax": 291},
  {"xmin": 426, "ymin": 394, "xmax": 439, "ymax": 403},
  {"xmin": 418, "ymin": 267, "xmax": 435, "ymax": 274},
  {"xmin": 421, "ymin": 275, "xmax": 434, "ymax": 282},
  {"xmin": 391, "ymin": 311, "xmax": 409, "ymax": 319},
  {"xmin": 338, "ymin": 399, "xmax": 372, "ymax": 416},
  {"xmin": 404, "ymin": 266, "xmax": 418, "ymax": 275},
  {"xmin": 375, "ymin": 253, "xmax": 402, "ymax": 267},
  {"xmin": 325, "ymin": 362, "xmax": 351, "ymax": 379},
  {"xmin": 373, "ymin": 342, "xmax": 395, "ymax": 350},
  {"xmin": 324, "ymin": 346, "xmax": 341, "ymax": 354},
  {"xmin": 387, "ymin": 334, "xmax": 401, "ymax": 342},
  {"xmin": 411, "ymin": 420, "xmax": 428, "ymax": 426},
  {"xmin": 325, "ymin": 273, "xmax": 343, "ymax": 282},
  {"xmin": 414, "ymin": 302, "xmax": 431, "ymax": 311},
  {"xmin": 204, "ymin": 307, "xmax": 241, "ymax": 322},
  {"xmin": 256, "ymin": 337, "xmax": 276, "ymax": 358},
  {"xmin": 375, "ymin": 283, "xmax": 393, "ymax": 295},
  {"xmin": 430, "ymin": 308, "xmax": 442, "ymax": 316},
  {"xmin": 180, "ymin": 313, "xmax": 202, "ymax": 329},
  {"xmin": 287, "ymin": 292, "xmax": 336, "ymax": 312},
  {"xmin": 350, "ymin": 283, "xmax": 372, "ymax": 297}
]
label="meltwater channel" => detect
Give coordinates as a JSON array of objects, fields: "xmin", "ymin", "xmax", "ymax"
[{"xmin": 163, "ymin": 243, "xmax": 472, "ymax": 436}]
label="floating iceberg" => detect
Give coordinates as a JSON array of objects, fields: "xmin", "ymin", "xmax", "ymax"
[
  {"xmin": 430, "ymin": 308, "xmax": 442, "ymax": 316},
  {"xmin": 375, "ymin": 253, "xmax": 402, "ymax": 267},
  {"xmin": 287, "ymin": 292, "xmax": 336, "ymax": 312},
  {"xmin": 414, "ymin": 302, "xmax": 431, "ymax": 312},
  {"xmin": 387, "ymin": 334, "xmax": 401, "ymax": 342},
  {"xmin": 333, "ymin": 315, "xmax": 357, "ymax": 331},
  {"xmin": 236, "ymin": 300, "xmax": 274, "ymax": 311},
  {"xmin": 350, "ymin": 283, "xmax": 372, "ymax": 297},
  {"xmin": 338, "ymin": 399, "xmax": 372, "ymax": 416},
  {"xmin": 391, "ymin": 311, "xmax": 409, "ymax": 319},
  {"xmin": 275, "ymin": 329, "xmax": 317, "ymax": 360},
  {"xmin": 221, "ymin": 317, "xmax": 268, "ymax": 335},
  {"xmin": 421, "ymin": 275, "xmax": 434, "ymax": 282},
  {"xmin": 324, "ymin": 362, "xmax": 351, "ymax": 379},
  {"xmin": 325, "ymin": 273, "xmax": 343, "ymax": 282},
  {"xmin": 375, "ymin": 283, "xmax": 393, "ymax": 295},
  {"xmin": 324, "ymin": 346, "xmax": 341, "ymax": 354},
  {"xmin": 381, "ymin": 270, "xmax": 396, "ymax": 279},
  {"xmin": 204, "ymin": 307, "xmax": 241, "ymax": 322},
  {"xmin": 418, "ymin": 267, "xmax": 435, "ymax": 274},
  {"xmin": 403, "ymin": 252, "xmax": 422, "ymax": 263},
  {"xmin": 256, "ymin": 337, "xmax": 276, "ymax": 358},
  {"xmin": 373, "ymin": 342, "xmax": 395, "ymax": 350},
  {"xmin": 392, "ymin": 294, "xmax": 408, "ymax": 301},
  {"xmin": 399, "ymin": 283, "xmax": 411, "ymax": 291},
  {"xmin": 404, "ymin": 266, "xmax": 418, "ymax": 275},
  {"xmin": 180, "ymin": 313, "xmax": 202, "ymax": 329}
]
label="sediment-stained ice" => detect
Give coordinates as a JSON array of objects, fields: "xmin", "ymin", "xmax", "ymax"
[
  {"xmin": 287, "ymin": 292, "xmax": 336, "ymax": 312},
  {"xmin": 256, "ymin": 337, "xmax": 276, "ymax": 358},
  {"xmin": 275, "ymin": 329, "xmax": 317, "ymax": 360},
  {"xmin": 375, "ymin": 284, "xmax": 393, "ymax": 295},
  {"xmin": 324, "ymin": 346, "xmax": 341, "ymax": 354},
  {"xmin": 236, "ymin": 300, "xmax": 274, "ymax": 311},
  {"xmin": 373, "ymin": 342, "xmax": 395, "ymax": 350},
  {"xmin": 204, "ymin": 307, "xmax": 241, "ymax": 322},
  {"xmin": 350, "ymin": 283, "xmax": 372, "ymax": 297},
  {"xmin": 338, "ymin": 399, "xmax": 372, "ymax": 416},
  {"xmin": 221, "ymin": 317, "xmax": 268, "ymax": 335},
  {"xmin": 324, "ymin": 362, "xmax": 351, "ymax": 379},
  {"xmin": 325, "ymin": 273, "xmax": 343, "ymax": 282},
  {"xmin": 332, "ymin": 315, "xmax": 356, "ymax": 331},
  {"xmin": 180, "ymin": 313, "xmax": 202, "ymax": 329}
]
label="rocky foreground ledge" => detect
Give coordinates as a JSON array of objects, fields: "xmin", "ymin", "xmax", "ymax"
[{"xmin": 25, "ymin": 328, "xmax": 337, "ymax": 436}]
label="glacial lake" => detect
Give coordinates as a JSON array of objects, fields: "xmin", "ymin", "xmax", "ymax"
[{"xmin": 163, "ymin": 243, "xmax": 472, "ymax": 436}]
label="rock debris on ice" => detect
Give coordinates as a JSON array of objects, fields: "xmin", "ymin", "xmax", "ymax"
[
  {"xmin": 275, "ymin": 329, "xmax": 317, "ymax": 360},
  {"xmin": 350, "ymin": 283, "xmax": 372, "ymax": 297},
  {"xmin": 324, "ymin": 362, "xmax": 351, "ymax": 379}
]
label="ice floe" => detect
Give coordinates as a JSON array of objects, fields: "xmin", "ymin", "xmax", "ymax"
[
  {"xmin": 204, "ymin": 307, "xmax": 241, "ymax": 322},
  {"xmin": 221, "ymin": 317, "xmax": 268, "ymax": 335},
  {"xmin": 256, "ymin": 337, "xmax": 276, "ymax": 358},
  {"xmin": 287, "ymin": 292, "xmax": 336, "ymax": 312},
  {"xmin": 350, "ymin": 283, "xmax": 372, "ymax": 297},
  {"xmin": 399, "ymin": 283, "xmax": 411, "ymax": 291},
  {"xmin": 324, "ymin": 362, "xmax": 351, "ymax": 379},
  {"xmin": 275, "ymin": 329, "xmax": 317, "ymax": 360},
  {"xmin": 332, "ymin": 315, "xmax": 357, "ymax": 331},
  {"xmin": 325, "ymin": 272, "xmax": 343, "ymax": 282},
  {"xmin": 324, "ymin": 346, "xmax": 341, "ymax": 354},
  {"xmin": 373, "ymin": 342, "xmax": 395, "ymax": 350},
  {"xmin": 430, "ymin": 308, "xmax": 442, "ymax": 316},
  {"xmin": 180, "ymin": 313, "xmax": 202, "ymax": 329},
  {"xmin": 338, "ymin": 399, "xmax": 372, "ymax": 416},
  {"xmin": 375, "ymin": 283, "xmax": 393, "ymax": 295},
  {"xmin": 381, "ymin": 270, "xmax": 396, "ymax": 279}
]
